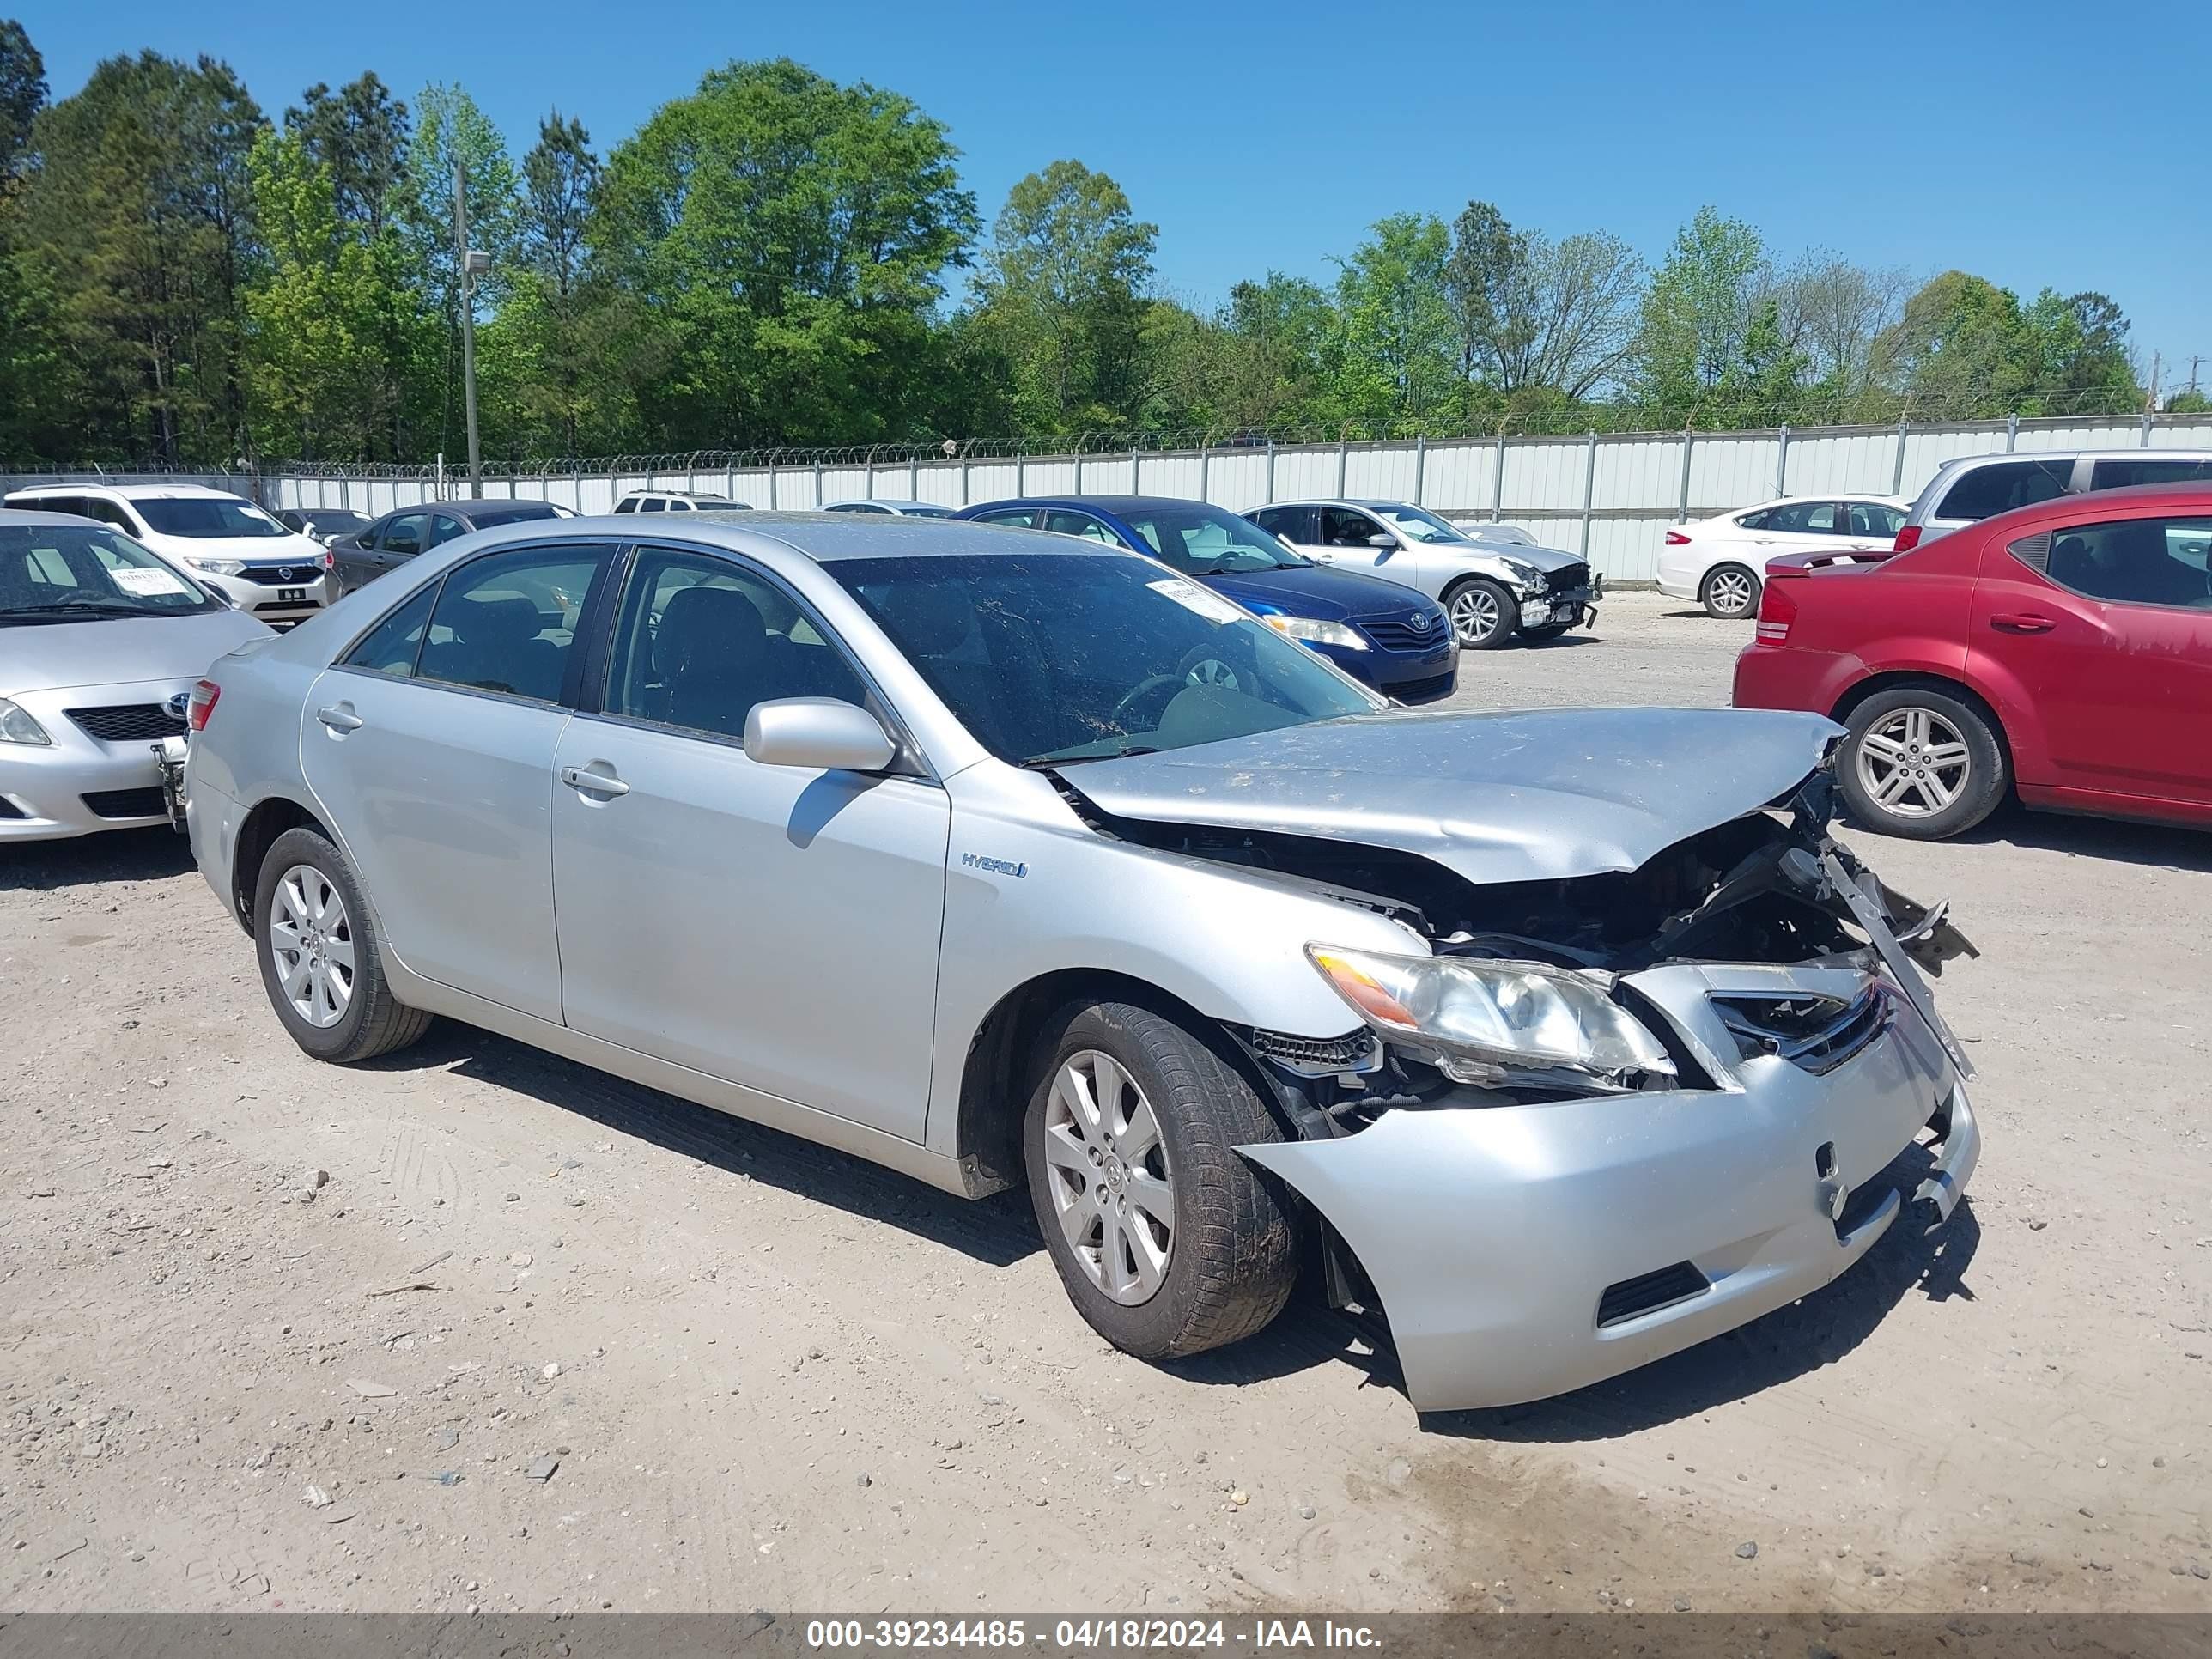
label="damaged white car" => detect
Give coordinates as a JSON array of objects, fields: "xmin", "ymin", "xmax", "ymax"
[{"xmin": 181, "ymin": 514, "xmax": 1979, "ymax": 1411}]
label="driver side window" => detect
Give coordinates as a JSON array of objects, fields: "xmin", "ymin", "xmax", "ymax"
[
  {"xmin": 605, "ymin": 550, "xmax": 869, "ymax": 744},
  {"xmin": 1321, "ymin": 507, "xmax": 1380, "ymax": 547}
]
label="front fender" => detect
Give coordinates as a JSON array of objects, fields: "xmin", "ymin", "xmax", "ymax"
[{"xmin": 922, "ymin": 763, "xmax": 1424, "ymax": 1163}]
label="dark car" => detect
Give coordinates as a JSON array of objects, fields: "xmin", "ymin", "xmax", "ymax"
[
  {"xmin": 275, "ymin": 507, "xmax": 374, "ymax": 546},
  {"xmin": 951, "ymin": 495, "xmax": 1457, "ymax": 702},
  {"xmin": 331, "ymin": 500, "xmax": 572, "ymax": 593}
]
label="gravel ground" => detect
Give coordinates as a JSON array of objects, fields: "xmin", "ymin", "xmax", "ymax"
[{"xmin": 3, "ymin": 591, "xmax": 2208, "ymax": 1614}]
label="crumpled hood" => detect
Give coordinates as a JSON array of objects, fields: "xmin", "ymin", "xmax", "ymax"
[
  {"xmin": 2, "ymin": 610, "xmax": 271, "ymax": 694},
  {"xmin": 1453, "ymin": 537, "xmax": 1583, "ymax": 571},
  {"xmin": 1064, "ymin": 706, "xmax": 1843, "ymax": 885}
]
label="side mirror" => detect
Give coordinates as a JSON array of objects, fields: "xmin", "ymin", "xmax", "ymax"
[
  {"xmin": 1365, "ymin": 532, "xmax": 1396, "ymax": 550},
  {"xmin": 744, "ymin": 697, "xmax": 896, "ymax": 773}
]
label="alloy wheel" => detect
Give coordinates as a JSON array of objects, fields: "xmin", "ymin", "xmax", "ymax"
[
  {"xmin": 1856, "ymin": 707, "xmax": 1972, "ymax": 820},
  {"xmin": 1705, "ymin": 568, "xmax": 1757, "ymax": 617},
  {"xmin": 1040, "ymin": 1050, "xmax": 1176, "ymax": 1306},
  {"xmin": 268, "ymin": 863, "xmax": 356, "ymax": 1028},
  {"xmin": 1448, "ymin": 586, "xmax": 1502, "ymax": 646}
]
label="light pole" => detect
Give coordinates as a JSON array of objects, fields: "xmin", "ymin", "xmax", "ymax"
[{"xmin": 453, "ymin": 155, "xmax": 489, "ymax": 499}]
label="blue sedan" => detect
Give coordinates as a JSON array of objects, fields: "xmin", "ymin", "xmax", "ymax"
[{"xmin": 953, "ymin": 496, "xmax": 1456, "ymax": 702}]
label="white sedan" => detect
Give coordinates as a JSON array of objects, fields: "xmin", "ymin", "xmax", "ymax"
[{"xmin": 1656, "ymin": 495, "xmax": 1909, "ymax": 617}]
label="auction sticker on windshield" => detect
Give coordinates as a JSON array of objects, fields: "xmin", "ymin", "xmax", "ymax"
[{"xmin": 111, "ymin": 567, "xmax": 191, "ymax": 597}]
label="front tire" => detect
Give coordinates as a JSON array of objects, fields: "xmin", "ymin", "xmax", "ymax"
[
  {"xmin": 1700, "ymin": 562, "xmax": 1761, "ymax": 619},
  {"xmin": 1444, "ymin": 577, "xmax": 1517, "ymax": 650},
  {"xmin": 1024, "ymin": 1001, "xmax": 1297, "ymax": 1360},
  {"xmin": 253, "ymin": 825, "xmax": 433, "ymax": 1062},
  {"xmin": 1836, "ymin": 687, "xmax": 2008, "ymax": 840}
]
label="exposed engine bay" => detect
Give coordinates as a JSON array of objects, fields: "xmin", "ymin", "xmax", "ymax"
[{"xmin": 1060, "ymin": 765, "xmax": 1977, "ymax": 1131}]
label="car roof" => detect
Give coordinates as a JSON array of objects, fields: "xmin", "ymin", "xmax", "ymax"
[
  {"xmin": 453, "ymin": 509, "xmax": 1118, "ymax": 566},
  {"xmin": 1931, "ymin": 446, "xmax": 2212, "ymax": 473},
  {"xmin": 969, "ymin": 494, "xmax": 1221, "ymax": 514},
  {"xmin": 0, "ymin": 507, "xmax": 116, "ymax": 528},
  {"xmin": 5, "ymin": 482, "xmax": 253, "ymax": 501},
  {"xmin": 1727, "ymin": 492, "xmax": 1911, "ymax": 509}
]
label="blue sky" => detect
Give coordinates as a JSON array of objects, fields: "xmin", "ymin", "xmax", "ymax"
[{"xmin": 24, "ymin": 0, "xmax": 2212, "ymax": 392}]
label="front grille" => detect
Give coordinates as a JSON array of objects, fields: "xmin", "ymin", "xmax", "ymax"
[
  {"xmin": 1545, "ymin": 562, "xmax": 1592, "ymax": 595},
  {"xmin": 1358, "ymin": 611, "xmax": 1450, "ymax": 652},
  {"xmin": 82, "ymin": 787, "xmax": 167, "ymax": 820},
  {"xmin": 66, "ymin": 703, "xmax": 185, "ymax": 743},
  {"xmin": 1596, "ymin": 1261, "xmax": 1710, "ymax": 1328},
  {"xmin": 1713, "ymin": 984, "xmax": 1890, "ymax": 1075},
  {"xmin": 236, "ymin": 563, "xmax": 321, "ymax": 586},
  {"xmin": 1249, "ymin": 1028, "xmax": 1380, "ymax": 1075},
  {"xmin": 1390, "ymin": 671, "xmax": 1456, "ymax": 704}
]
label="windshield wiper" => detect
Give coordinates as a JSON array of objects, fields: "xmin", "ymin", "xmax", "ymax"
[
  {"xmin": 0, "ymin": 600, "xmax": 153, "ymax": 622},
  {"xmin": 1021, "ymin": 746, "xmax": 1160, "ymax": 769}
]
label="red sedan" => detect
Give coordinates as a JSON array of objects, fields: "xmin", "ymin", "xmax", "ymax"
[{"xmin": 1733, "ymin": 483, "xmax": 2212, "ymax": 838}]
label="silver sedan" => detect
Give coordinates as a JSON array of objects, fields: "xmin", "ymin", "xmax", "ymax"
[
  {"xmin": 1, "ymin": 512, "xmax": 270, "ymax": 840},
  {"xmin": 181, "ymin": 513, "xmax": 1978, "ymax": 1411}
]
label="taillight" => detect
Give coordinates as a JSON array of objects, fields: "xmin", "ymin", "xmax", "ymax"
[
  {"xmin": 320, "ymin": 550, "xmax": 335, "ymax": 571},
  {"xmin": 1663, "ymin": 530, "xmax": 1691, "ymax": 546},
  {"xmin": 187, "ymin": 679, "xmax": 220, "ymax": 732},
  {"xmin": 1754, "ymin": 574, "xmax": 1798, "ymax": 644},
  {"xmin": 1892, "ymin": 525, "xmax": 1922, "ymax": 553}
]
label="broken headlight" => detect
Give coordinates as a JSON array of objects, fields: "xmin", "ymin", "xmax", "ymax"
[{"xmin": 1307, "ymin": 944, "xmax": 1675, "ymax": 1088}]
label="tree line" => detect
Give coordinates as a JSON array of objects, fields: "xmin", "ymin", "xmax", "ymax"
[{"xmin": 0, "ymin": 22, "xmax": 2187, "ymax": 471}]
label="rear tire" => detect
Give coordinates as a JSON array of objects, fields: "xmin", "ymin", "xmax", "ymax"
[
  {"xmin": 253, "ymin": 826, "xmax": 433, "ymax": 1063},
  {"xmin": 1836, "ymin": 686, "xmax": 2008, "ymax": 840},
  {"xmin": 1700, "ymin": 562, "xmax": 1761, "ymax": 619},
  {"xmin": 1444, "ymin": 577, "xmax": 1517, "ymax": 650},
  {"xmin": 1023, "ymin": 1000, "xmax": 1297, "ymax": 1360}
]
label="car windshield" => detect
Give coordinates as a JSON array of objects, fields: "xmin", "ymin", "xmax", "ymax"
[
  {"xmin": 131, "ymin": 496, "xmax": 289, "ymax": 538},
  {"xmin": 1371, "ymin": 503, "xmax": 1475, "ymax": 544},
  {"xmin": 0, "ymin": 524, "xmax": 220, "ymax": 623},
  {"xmin": 1114, "ymin": 503, "xmax": 1311, "ymax": 574},
  {"xmin": 833, "ymin": 551, "xmax": 1382, "ymax": 766}
]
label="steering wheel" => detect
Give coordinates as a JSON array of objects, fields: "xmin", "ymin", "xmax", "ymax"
[{"xmin": 1108, "ymin": 645, "xmax": 1254, "ymax": 729}]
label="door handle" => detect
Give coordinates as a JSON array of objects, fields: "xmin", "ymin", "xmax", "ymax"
[
  {"xmin": 560, "ymin": 763, "xmax": 629, "ymax": 797},
  {"xmin": 1989, "ymin": 612, "xmax": 2056, "ymax": 635},
  {"xmin": 315, "ymin": 703, "xmax": 363, "ymax": 732}
]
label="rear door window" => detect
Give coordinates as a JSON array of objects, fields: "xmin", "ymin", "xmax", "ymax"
[
  {"xmin": 1251, "ymin": 505, "xmax": 1318, "ymax": 542},
  {"xmin": 2020, "ymin": 517, "xmax": 2212, "ymax": 610},
  {"xmin": 1936, "ymin": 458, "xmax": 2073, "ymax": 521},
  {"xmin": 416, "ymin": 545, "xmax": 607, "ymax": 703},
  {"xmin": 2088, "ymin": 457, "xmax": 2212, "ymax": 491},
  {"xmin": 975, "ymin": 508, "xmax": 1041, "ymax": 528},
  {"xmin": 382, "ymin": 514, "xmax": 428, "ymax": 556}
]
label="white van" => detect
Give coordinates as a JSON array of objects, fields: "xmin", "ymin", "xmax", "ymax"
[{"xmin": 0, "ymin": 483, "xmax": 333, "ymax": 625}]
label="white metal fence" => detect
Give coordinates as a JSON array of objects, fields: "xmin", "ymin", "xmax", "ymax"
[{"xmin": 13, "ymin": 412, "xmax": 2211, "ymax": 583}]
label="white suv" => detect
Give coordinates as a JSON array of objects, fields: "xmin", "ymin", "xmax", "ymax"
[
  {"xmin": 1, "ymin": 483, "xmax": 333, "ymax": 625},
  {"xmin": 1896, "ymin": 447, "xmax": 2212, "ymax": 549}
]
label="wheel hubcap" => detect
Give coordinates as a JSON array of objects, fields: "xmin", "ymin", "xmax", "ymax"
[
  {"xmin": 1709, "ymin": 569, "xmax": 1754, "ymax": 614},
  {"xmin": 269, "ymin": 863, "xmax": 356, "ymax": 1028},
  {"xmin": 1856, "ymin": 708, "xmax": 1972, "ymax": 819},
  {"xmin": 1449, "ymin": 587, "xmax": 1500, "ymax": 644},
  {"xmin": 1041, "ymin": 1050, "xmax": 1175, "ymax": 1306}
]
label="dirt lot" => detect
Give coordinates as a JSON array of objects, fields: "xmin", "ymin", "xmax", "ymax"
[{"xmin": 3, "ymin": 592, "xmax": 2208, "ymax": 1615}]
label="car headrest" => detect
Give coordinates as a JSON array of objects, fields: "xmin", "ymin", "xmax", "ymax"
[
  {"xmin": 658, "ymin": 583, "xmax": 766, "ymax": 678},
  {"xmin": 459, "ymin": 595, "xmax": 546, "ymax": 652}
]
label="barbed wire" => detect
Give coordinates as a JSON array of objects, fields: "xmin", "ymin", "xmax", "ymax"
[{"xmin": 4, "ymin": 390, "xmax": 2189, "ymax": 483}]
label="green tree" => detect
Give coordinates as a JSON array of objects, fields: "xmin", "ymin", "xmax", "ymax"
[
  {"xmin": 2021, "ymin": 289, "xmax": 2139, "ymax": 410},
  {"xmin": 285, "ymin": 73, "xmax": 408, "ymax": 238},
  {"xmin": 1879, "ymin": 271, "xmax": 2034, "ymax": 416},
  {"xmin": 17, "ymin": 51, "xmax": 264, "ymax": 462},
  {"xmin": 0, "ymin": 17, "xmax": 44, "ymax": 173},
  {"xmin": 593, "ymin": 58, "xmax": 977, "ymax": 447},
  {"xmin": 972, "ymin": 158, "xmax": 1155, "ymax": 433},
  {"xmin": 1215, "ymin": 272, "xmax": 1334, "ymax": 430},
  {"xmin": 242, "ymin": 127, "xmax": 402, "ymax": 459},
  {"xmin": 1327, "ymin": 212, "xmax": 1457, "ymax": 428},
  {"xmin": 499, "ymin": 111, "xmax": 606, "ymax": 453},
  {"xmin": 1632, "ymin": 206, "xmax": 1767, "ymax": 415},
  {"xmin": 1445, "ymin": 202, "xmax": 1641, "ymax": 408}
]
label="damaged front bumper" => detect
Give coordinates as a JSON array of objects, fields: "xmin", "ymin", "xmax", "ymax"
[{"xmin": 1237, "ymin": 962, "xmax": 1978, "ymax": 1413}]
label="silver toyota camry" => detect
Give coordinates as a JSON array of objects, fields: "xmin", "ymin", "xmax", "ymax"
[
  {"xmin": 1, "ymin": 512, "xmax": 271, "ymax": 839},
  {"xmin": 181, "ymin": 513, "xmax": 1979, "ymax": 1411}
]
